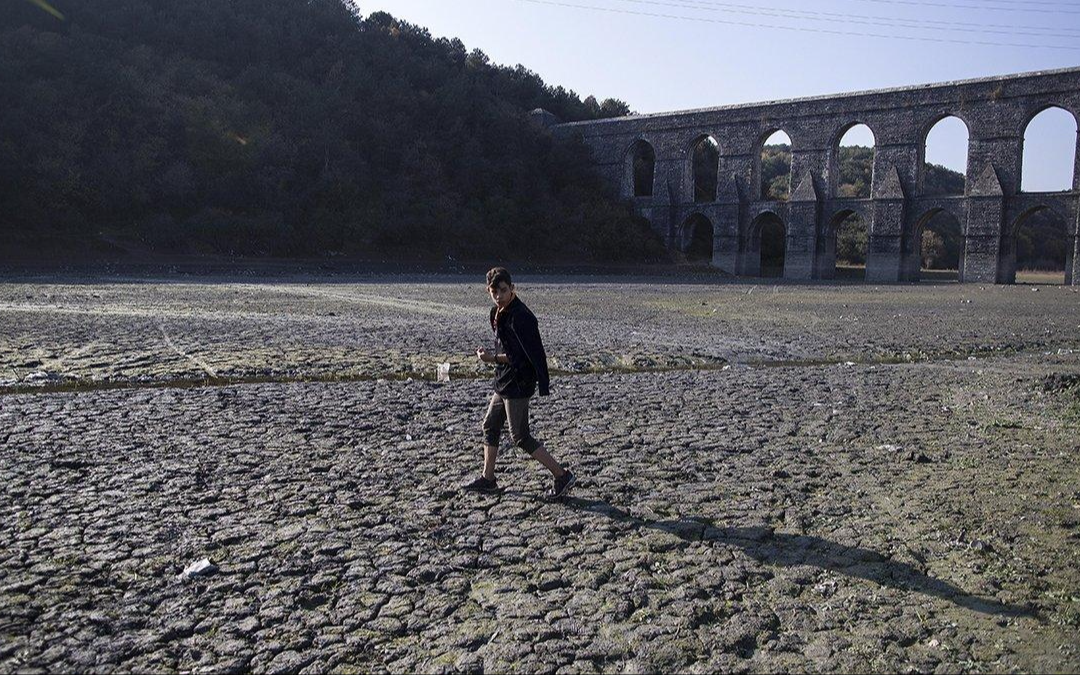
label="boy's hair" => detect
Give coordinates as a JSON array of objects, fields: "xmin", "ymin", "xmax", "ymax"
[{"xmin": 486, "ymin": 267, "xmax": 513, "ymax": 289}]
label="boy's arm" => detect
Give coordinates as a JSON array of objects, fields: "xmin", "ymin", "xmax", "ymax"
[
  {"xmin": 481, "ymin": 307, "xmax": 510, "ymax": 364},
  {"xmin": 476, "ymin": 347, "xmax": 510, "ymax": 365},
  {"xmin": 511, "ymin": 314, "xmax": 551, "ymax": 396}
]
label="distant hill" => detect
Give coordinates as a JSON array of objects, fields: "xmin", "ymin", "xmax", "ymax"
[
  {"xmin": 0, "ymin": 1, "xmax": 664, "ymax": 263},
  {"xmin": 760, "ymin": 146, "xmax": 1067, "ymax": 270}
]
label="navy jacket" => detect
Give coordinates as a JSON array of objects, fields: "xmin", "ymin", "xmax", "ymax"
[{"xmin": 489, "ymin": 296, "xmax": 550, "ymax": 398}]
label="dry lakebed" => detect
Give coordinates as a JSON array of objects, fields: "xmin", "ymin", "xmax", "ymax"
[{"xmin": 1, "ymin": 272, "xmax": 1079, "ymax": 673}]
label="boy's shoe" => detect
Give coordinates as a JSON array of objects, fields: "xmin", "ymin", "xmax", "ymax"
[
  {"xmin": 547, "ymin": 469, "xmax": 576, "ymax": 500},
  {"xmin": 461, "ymin": 475, "xmax": 501, "ymax": 493}
]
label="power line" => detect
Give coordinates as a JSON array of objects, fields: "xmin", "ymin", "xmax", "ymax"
[
  {"xmin": 513, "ymin": 0, "xmax": 1080, "ymax": 50},
  {"xmin": 839, "ymin": 0, "xmax": 1080, "ymax": 16},
  {"xmin": 969, "ymin": 0, "xmax": 1080, "ymax": 5},
  {"xmin": 606, "ymin": 0, "xmax": 1080, "ymax": 39},
  {"xmin": 964, "ymin": 0, "xmax": 1080, "ymax": 4},
  {"xmin": 640, "ymin": 0, "xmax": 1080, "ymax": 35}
]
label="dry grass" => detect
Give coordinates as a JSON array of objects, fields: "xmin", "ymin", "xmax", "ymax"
[{"xmin": 1015, "ymin": 269, "xmax": 1067, "ymax": 285}]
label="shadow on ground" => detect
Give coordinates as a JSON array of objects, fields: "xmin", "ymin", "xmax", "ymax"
[{"xmin": 560, "ymin": 496, "xmax": 1035, "ymax": 618}]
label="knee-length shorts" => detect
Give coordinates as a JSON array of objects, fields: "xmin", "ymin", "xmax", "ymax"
[{"xmin": 482, "ymin": 392, "xmax": 541, "ymax": 454}]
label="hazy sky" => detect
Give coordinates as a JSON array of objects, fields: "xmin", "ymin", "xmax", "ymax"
[{"xmin": 358, "ymin": 0, "xmax": 1078, "ymax": 190}]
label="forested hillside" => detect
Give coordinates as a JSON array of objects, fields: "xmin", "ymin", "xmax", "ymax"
[{"xmin": 0, "ymin": 0, "xmax": 663, "ymax": 262}]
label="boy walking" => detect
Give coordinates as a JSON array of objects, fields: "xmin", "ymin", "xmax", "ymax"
[{"xmin": 462, "ymin": 267, "xmax": 576, "ymax": 499}]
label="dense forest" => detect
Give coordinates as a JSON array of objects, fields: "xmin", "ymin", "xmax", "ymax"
[{"xmin": 0, "ymin": 0, "xmax": 663, "ymax": 263}]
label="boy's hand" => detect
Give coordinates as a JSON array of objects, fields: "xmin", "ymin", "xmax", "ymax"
[{"xmin": 476, "ymin": 347, "xmax": 493, "ymax": 363}]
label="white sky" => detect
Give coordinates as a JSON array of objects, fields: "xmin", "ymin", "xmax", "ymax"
[{"xmin": 358, "ymin": 0, "xmax": 1078, "ymax": 190}]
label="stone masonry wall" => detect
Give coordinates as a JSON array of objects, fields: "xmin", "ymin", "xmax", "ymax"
[{"xmin": 554, "ymin": 68, "xmax": 1080, "ymax": 284}]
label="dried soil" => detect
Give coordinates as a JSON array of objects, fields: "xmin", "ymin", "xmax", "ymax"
[{"xmin": 1, "ymin": 274, "xmax": 1078, "ymax": 673}]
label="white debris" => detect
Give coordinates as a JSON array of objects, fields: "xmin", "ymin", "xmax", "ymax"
[
  {"xmin": 436, "ymin": 362, "xmax": 451, "ymax": 382},
  {"xmin": 24, "ymin": 371, "xmax": 61, "ymax": 382},
  {"xmin": 178, "ymin": 558, "xmax": 218, "ymax": 580}
]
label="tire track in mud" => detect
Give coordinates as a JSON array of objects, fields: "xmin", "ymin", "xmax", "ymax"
[{"xmin": 157, "ymin": 323, "xmax": 218, "ymax": 379}]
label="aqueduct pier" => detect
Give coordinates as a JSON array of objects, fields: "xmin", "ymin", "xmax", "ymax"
[{"xmin": 552, "ymin": 68, "xmax": 1080, "ymax": 284}]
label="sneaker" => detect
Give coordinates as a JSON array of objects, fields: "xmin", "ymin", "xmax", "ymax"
[
  {"xmin": 461, "ymin": 475, "xmax": 501, "ymax": 493},
  {"xmin": 547, "ymin": 469, "xmax": 576, "ymax": 499}
]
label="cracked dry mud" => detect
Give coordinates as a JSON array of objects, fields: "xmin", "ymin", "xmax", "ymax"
[{"xmin": 2, "ymin": 274, "xmax": 1079, "ymax": 673}]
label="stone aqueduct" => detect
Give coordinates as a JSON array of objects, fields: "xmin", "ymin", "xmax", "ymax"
[{"xmin": 551, "ymin": 68, "xmax": 1080, "ymax": 284}]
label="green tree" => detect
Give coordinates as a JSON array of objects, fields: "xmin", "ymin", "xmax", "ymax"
[
  {"xmin": 599, "ymin": 98, "xmax": 630, "ymax": 118},
  {"xmin": 836, "ymin": 215, "xmax": 868, "ymax": 265},
  {"xmin": 921, "ymin": 230, "xmax": 946, "ymax": 268},
  {"xmin": 0, "ymin": 2, "xmax": 662, "ymax": 263},
  {"xmin": 760, "ymin": 145, "xmax": 790, "ymax": 200},
  {"xmin": 838, "ymin": 146, "xmax": 873, "ymax": 198}
]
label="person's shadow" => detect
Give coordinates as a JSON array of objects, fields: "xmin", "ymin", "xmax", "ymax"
[{"xmin": 559, "ymin": 496, "xmax": 1035, "ymax": 618}]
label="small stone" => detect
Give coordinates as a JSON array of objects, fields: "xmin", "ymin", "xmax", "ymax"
[
  {"xmin": 455, "ymin": 652, "xmax": 484, "ymax": 674},
  {"xmin": 235, "ymin": 616, "xmax": 260, "ymax": 635},
  {"xmin": 266, "ymin": 649, "xmax": 314, "ymax": 675}
]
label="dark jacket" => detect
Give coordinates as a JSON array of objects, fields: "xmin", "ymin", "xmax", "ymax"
[{"xmin": 489, "ymin": 296, "xmax": 550, "ymax": 398}]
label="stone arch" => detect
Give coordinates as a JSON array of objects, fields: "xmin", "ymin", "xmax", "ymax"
[
  {"xmin": 909, "ymin": 207, "xmax": 965, "ymax": 282},
  {"xmin": 748, "ymin": 210, "xmax": 787, "ymax": 277},
  {"xmin": 756, "ymin": 129, "xmax": 793, "ymax": 201},
  {"xmin": 687, "ymin": 134, "xmax": 721, "ymax": 203},
  {"xmin": 680, "ymin": 212, "xmax": 714, "ymax": 263},
  {"xmin": 830, "ymin": 122, "xmax": 876, "ymax": 198},
  {"xmin": 816, "ymin": 209, "xmax": 852, "ymax": 280},
  {"xmin": 918, "ymin": 114, "xmax": 971, "ymax": 196},
  {"xmin": 624, "ymin": 139, "xmax": 656, "ymax": 198},
  {"xmin": 1002, "ymin": 204, "xmax": 1073, "ymax": 284},
  {"xmin": 1019, "ymin": 103, "xmax": 1080, "ymax": 136},
  {"xmin": 827, "ymin": 208, "xmax": 870, "ymax": 279},
  {"xmin": 1019, "ymin": 105, "xmax": 1079, "ymax": 193}
]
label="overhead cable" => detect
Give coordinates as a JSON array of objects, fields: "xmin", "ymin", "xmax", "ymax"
[
  {"xmin": 633, "ymin": 0, "xmax": 1080, "ymax": 35},
  {"xmin": 841, "ymin": 0, "xmax": 1080, "ymax": 16},
  {"xmin": 512, "ymin": 0, "xmax": 1080, "ymax": 51},
  {"xmin": 605, "ymin": 0, "xmax": 1080, "ymax": 39}
]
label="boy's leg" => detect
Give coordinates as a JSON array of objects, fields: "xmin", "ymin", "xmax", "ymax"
[
  {"xmin": 530, "ymin": 443, "xmax": 566, "ymax": 478},
  {"xmin": 481, "ymin": 393, "xmax": 507, "ymax": 479},
  {"xmin": 483, "ymin": 444, "xmax": 498, "ymax": 481},
  {"xmin": 504, "ymin": 398, "xmax": 565, "ymax": 477}
]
